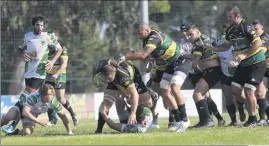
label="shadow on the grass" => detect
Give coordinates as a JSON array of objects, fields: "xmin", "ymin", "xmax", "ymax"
[{"xmin": 42, "ymin": 131, "xmax": 120, "ymax": 137}]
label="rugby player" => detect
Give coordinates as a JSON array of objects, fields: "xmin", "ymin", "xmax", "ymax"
[
  {"xmin": 204, "ymin": 24, "xmax": 246, "ymax": 126},
  {"xmin": 2, "ymin": 16, "xmax": 63, "ymax": 133},
  {"xmin": 226, "ymin": 6, "xmax": 266, "ymax": 127},
  {"xmin": 1, "ymin": 84, "xmax": 73, "ymax": 135},
  {"xmin": 186, "ymin": 24, "xmax": 225, "ymax": 128},
  {"xmin": 45, "ymin": 31, "xmax": 78, "ymax": 126},
  {"xmin": 210, "ymin": 6, "xmax": 266, "ymax": 127},
  {"xmin": 252, "ymin": 19, "xmax": 269, "ymax": 126}
]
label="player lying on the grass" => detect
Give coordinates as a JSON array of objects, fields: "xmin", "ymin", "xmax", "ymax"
[
  {"xmin": 99, "ymin": 102, "xmax": 154, "ymax": 133},
  {"xmin": 1, "ymin": 84, "xmax": 73, "ymax": 135},
  {"xmin": 92, "ymin": 59, "xmax": 159, "ymax": 133}
]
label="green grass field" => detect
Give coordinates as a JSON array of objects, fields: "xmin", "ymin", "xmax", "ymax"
[{"xmin": 2, "ymin": 115, "xmax": 269, "ymax": 145}]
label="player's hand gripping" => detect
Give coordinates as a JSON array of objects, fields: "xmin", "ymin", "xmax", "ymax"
[
  {"xmin": 128, "ymin": 114, "xmax": 137, "ymax": 124},
  {"xmin": 45, "ymin": 60, "xmax": 55, "ymax": 71}
]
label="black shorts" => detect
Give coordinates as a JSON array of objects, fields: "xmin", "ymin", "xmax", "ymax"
[
  {"xmin": 220, "ymin": 73, "xmax": 233, "ymax": 86},
  {"xmin": 14, "ymin": 101, "xmax": 23, "ymax": 118},
  {"xmin": 232, "ymin": 60, "xmax": 267, "ymax": 87},
  {"xmin": 151, "ymin": 69, "xmax": 164, "ymax": 83},
  {"xmin": 164, "ymin": 57, "xmax": 192, "ymax": 75},
  {"xmin": 200, "ymin": 66, "xmax": 222, "ymax": 89},
  {"xmin": 45, "ymin": 81, "xmax": 66, "ymax": 89},
  {"xmin": 25, "ymin": 78, "xmax": 44, "ymax": 89},
  {"xmin": 146, "ymin": 69, "xmax": 164, "ymax": 87},
  {"xmin": 264, "ymin": 67, "xmax": 269, "ymax": 78},
  {"xmin": 188, "ymin": 72, "xmax": 203, "ymax": 87}
]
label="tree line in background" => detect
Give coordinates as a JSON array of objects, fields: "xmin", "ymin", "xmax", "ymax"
[{"xmin": 1, "ymin": 0, "xmax": 269, "ymax": 94}]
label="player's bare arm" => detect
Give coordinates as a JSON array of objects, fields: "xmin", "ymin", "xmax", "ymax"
[
  {"xmin": 99, "ymin": 103, "xmax": 123, "ymax": 132},
  {"xmin": 52, "ymin": 54, "xmax": 68, "ymax": 81},
  {"xmin": 23, "ymin": 105, "xmax": 47, "ymax": 126},
  {"xmin": 203, "ymin": 42, "xmax": 231, "ymax": 52},
  {"xmin": 118, "ymin": 46, "xmax": 154, "ymax": 64},
  {"xmin": 46, "ymin": 43, "xmax": 63, "ymax": 71},
  {"xmin": 124, "ymin": 83, "xmax": 139, "ymax": 124}
]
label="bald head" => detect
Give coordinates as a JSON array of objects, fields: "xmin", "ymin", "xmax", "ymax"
[{"xmin": 136, "ymin": 23, "xmax": 151, "ymax": 40}]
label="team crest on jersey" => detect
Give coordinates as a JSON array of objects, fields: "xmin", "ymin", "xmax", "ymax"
[{"xmin": 247, "ymin": 25, "xmax": 253, "ymax": 32}]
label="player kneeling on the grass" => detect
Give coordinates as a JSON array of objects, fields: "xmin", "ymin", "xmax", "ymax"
[
  {"xmin": 92, "ymin": 59, "xmax": 158, "ymax": 133},
  {"xmin": 1, "ymin": 84, "xmax": 73, "ymax": 135},
  {"xmin": 99, "ymin": 102, "xmax": 153, "ymax": 133}
]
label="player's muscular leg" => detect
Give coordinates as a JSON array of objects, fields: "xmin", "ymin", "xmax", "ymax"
[
  {"xmin": 115, "ymin": 98, "xmax": 129, "ymax": 123},
  {"xmin": 244, "ymin": 87, "xmax": 256, "ymax": 116},
  {"xmin": 171, "ymin": 84, "xmax": 184, "ymax": 105},
  {"xmin": 193, "ymin": 79, "xmax": 209, "ymax": 102},
  {"xmin": 231, "ymin": 83, "xmax": 245, "ymax": 102},
  {"xmin": 222, "ymin": 84, "xmax": 234, "ymax": 106},
  {"xmin": 160, "ymin": 87, "xmax": 178, "ymax": 110},
  {"xmin": 56, "ymin": 89, "xmax": 66, "ymax": 105},
  {"xmin": 1, "ymin": 107, "xmax": 21, "ymax": 126},
  {"xmin": 256, "ymin": 80, "xmax": 266, "ymax": 99},
  {"xmin": 192, "ymin": 78, "xmax": 212, "ymax": 125}
]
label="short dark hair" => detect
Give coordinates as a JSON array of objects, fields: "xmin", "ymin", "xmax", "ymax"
[
  {"xmin": 39, "ymin": 84, "xmax": 54, "ymax": 96},
  {"xmin": 32, "ymin": 15, "xmax": 45, "ymax": 26},
  {"xmin": 252, "ymin": 19, "xmax": 264, "ymax": 26},
  {"xmin": 186, "ymin": 24, "xmax": 199, "ymax": 31},
  {"xmin": 227, "ymin": 5, "xmax": 241, "ymax": 17},
  {"xmin": 180, "ymin": 23, "xmax": 191, "ymax": 32}
]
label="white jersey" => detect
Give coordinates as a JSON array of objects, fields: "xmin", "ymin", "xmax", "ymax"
[
  {"xmin": 24, "ymin": 91, "xmax": 62, "ymax": 117},
  {"xmin": 216, "ymin": 46, "xmax": 235, "ymax": 77},
  {"xmin": 178, "ymin": 38, "xmax": 193, "ymax": 56},
  {"xmin": 23, "ymin": 32, "xmax": 55, "ymax": 79}
]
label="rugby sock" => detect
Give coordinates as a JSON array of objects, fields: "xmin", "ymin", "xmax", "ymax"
[
  {"xmin": 171, "ymin": 109, "xmax": 181, "ymax": 122},
  {"xmin": 257, "ymin": 98, "xmax": 266, "ymax": 120},
  {"xmin": 236, "ymin": 100, "xmax": 244, "ymax": 113},
  {"xmin": 96, "ymin": 112, "xmax": 106, "ymax": 132},
  {"xmin": 178, "ymin": 104, "xmax": 188, "ymax": 122},
  {"xmin": 168, "ymin": 110, "xmax": 175, "ymax": 123},
  {"xmin": 248, "ymin": 115, "xmax": 257, "ymax": 123},
  {"xmin": 207, "ymin": 98, "xmax": 223, "ymax": 121},
  {"xmin": 63, "ymin": 100, "xmax": 75, "ymax": 117},
  {"xmin": 195, "ymin": 101, "xmax": 202, "ymax": 122},
  {"xmin": 196, "ymin": 99, "xmax": 211, "ymax": 123},
  {"xmin": 265, "ymin": 106, "xmax": 269, "ymax": 119},
  {"xmin": 226, "ymin": 104, "xmax": 236, "ymax": 122}
]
